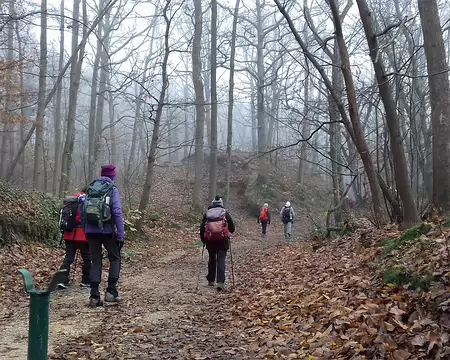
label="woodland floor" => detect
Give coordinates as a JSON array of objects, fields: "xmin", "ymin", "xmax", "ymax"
[
  {"xmin": 0, "ymin": 221, "xmax": 294, "ymax": 360},
  {"xmin": 1, "ymin": 218, "xmax": 450, "ymax": 359}
]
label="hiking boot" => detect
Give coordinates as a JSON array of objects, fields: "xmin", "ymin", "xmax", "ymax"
[
  {"xmin": 57, "ymin": 283, "xmax": 68, "ymax": 290},
  {"xmin": 80, "ymin": 283, "xmax": 90, "ymax": 288},
  {"xmin": 105, "ymin": 292, "xmax": 123, "ymax": 304},
  {"xmin": 88, "ymin": 297, "xmax": 103, "ymax": 307},
  {"xmin": 208, "ymin": 281, "xmax": 215, "ymax": 286},
  {"xmin": 216, "ymin": 282, "xmax": 224, "ymax": 291}
]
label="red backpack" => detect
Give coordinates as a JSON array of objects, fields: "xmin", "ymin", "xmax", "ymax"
[
  {"xmin": 259, "ymin": 207, "xmax": 269, "ymax": 221},
  {"xmin": 204, "ymin": 207, "xmax": 230, "ymax": 241}
]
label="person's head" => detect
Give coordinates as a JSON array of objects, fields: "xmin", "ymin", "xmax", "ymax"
[
  {"xmin": 101, "ymin": 164, "xmax": 116, "ymax": 181},
  {"xmin": 263, "ymin": 203, "xmax": 268, "ymax": 208},
  {"xmin": 212, "ymin": 195, "xmax": 223, "ymax": 207},
  {"xmin": 285, "ymin": 201, "xmax": 291, "ymax": 207}
]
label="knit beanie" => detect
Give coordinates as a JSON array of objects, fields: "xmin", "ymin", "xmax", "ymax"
[
  {"xmin": 101, "ymin": 164, "xmax": 116, "ymax": 181},
  {"xmin": 212, "ymin": 195, "xmax": 224, "ymax": 207}
]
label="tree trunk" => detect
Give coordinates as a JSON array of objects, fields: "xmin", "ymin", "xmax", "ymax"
[
  {"xmin": 32, "ymin": 0, "xmax": 48, "ymax": 190},
  {"xmin": 208, "ymin": 0, "xmax": 218, "ymax": 200},
  {"xmin": 356, "ymin": 0, "xmax": 418, "ymax": 226},
  {"xmin": 250, "ymin": 78, "xmax": 257, "ymax": 152},
  {"xmin": 107, "ymin": 71, "xmax": 118, "ymax": 165},
  {"xmin": 324, "ymin": 0, "xmax": 387, "ymax": 225},
  {"xmin": 138, "ymin": 0, "xmax": 171, "ymax": 212},
  {"xmin": 15, "ymin": 20, "xmax": 25, "ymax": 186},
  {"xmin": 127, "ymin": 19, "xmax": 156, "ymax": 181},
  {"xmin": 328, "ymin": 39, "xmax": 345, "ymax": 225},
  {"xmin": 59, "ymin": 0, "xmax": 87, "ymax": 196},
  {"xmin": 0, "ymin": 0, "xmax": 15, "ymax": 180},
  {"xmin": 225, "ymin": 0, "xmax": 240, "ymax": 202},
  {"xmin": 418, "ymin": 0, "xmax": 450, "ymax": 214},
  {"xmin": 52, "ymin": 0, "xmax": 64, "ymax": 194},
  {"xmin": 93, "ymin": 10, "xmax": 111, "ymax": 172},
  {"xmin": 192, "ymin": 0, "xmax": 206, "ymax": 208},
  {"xmin": 183, "ymin": 81, "xmax": 190, "ymax": 159},
  {"xmin": 255, "ymin": 0, "xmax": 268, "ymax": 185},
  {"xmin": 298, "ymin": 76, "xmax": 310, "ymax": 183},
  {"xmin": 87, "ymin": 0, "xmax": 104, "ymax": 181}
]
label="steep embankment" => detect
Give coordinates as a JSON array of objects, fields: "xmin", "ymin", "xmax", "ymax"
[{"xmin": 0, "ymin": 183, "xmax": 61, "ymax": 246}]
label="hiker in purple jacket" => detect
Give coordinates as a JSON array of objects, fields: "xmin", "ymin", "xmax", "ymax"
[{"xmin": 82, "ymin": 164, "xmax": 125, "ymax": 307}]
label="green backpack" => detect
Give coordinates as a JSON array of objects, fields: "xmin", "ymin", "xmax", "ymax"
[{"xmin": 84, "ymin": 179, "xmax": 115, "ymax": 228}]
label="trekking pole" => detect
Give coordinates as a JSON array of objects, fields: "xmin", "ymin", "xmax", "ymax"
[
  {"xmin": 195, "ymin": 244, "xmax": 205, "ymax": 291},
  {"xmin": 229, "ymin": 240, "xmax": 235, "ymax": 289}
]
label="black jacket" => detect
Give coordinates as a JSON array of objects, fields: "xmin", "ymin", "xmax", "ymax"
[{"xmin": 200, "ymin": 204, "xmax": 235, "ymax": 250}]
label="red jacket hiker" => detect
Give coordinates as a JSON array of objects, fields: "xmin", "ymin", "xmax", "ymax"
[
  {"xmin": 258, "ymin": 204, "xmax": 270, "ymax": 237},
  {"xmin": 63, "ymin": 192, "xmax": 87, "ymax": 242},
  {"xmin": 58, "ymin": 191, "xmax": 91, "ymax": 289}
]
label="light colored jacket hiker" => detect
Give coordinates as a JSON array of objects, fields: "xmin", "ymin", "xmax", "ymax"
[{"xmin": 280, "ymin": 201, "xmax": 295, "ymax": 238}]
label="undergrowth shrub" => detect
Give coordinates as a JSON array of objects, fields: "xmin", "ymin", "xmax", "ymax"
[{"xmin": 382, "ymin": 223, "xmax": 431, "ymax": 256}]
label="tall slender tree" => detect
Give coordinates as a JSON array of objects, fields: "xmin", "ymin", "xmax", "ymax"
[
  {"xmin": 418, "ymin": 0, "xmax": 450, "ymax": 214},
  {"xmin": 192, "ymin": 0, "xmax": 206, "ymax": 208},
  {"xmin": 208, "ymin": 0, "xmax": 218, "ymax": 200},
  {"xmin": 33, "ymin": 0, "xmax": 48, "ymax": 190}
]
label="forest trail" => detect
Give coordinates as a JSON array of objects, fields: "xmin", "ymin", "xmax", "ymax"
[{"xmin": 0, "ymin": 221, "xmax": 294, "ymax": 359}]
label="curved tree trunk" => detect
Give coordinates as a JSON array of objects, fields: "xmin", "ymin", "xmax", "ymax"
[{"xmin": 356, "ymin": 0, "xmax": 418, "ymax": 226}]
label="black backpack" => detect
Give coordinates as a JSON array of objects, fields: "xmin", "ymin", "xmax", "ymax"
[
  {"xmin": 282, "ymin": 207, "xmax": 291, "ymax": 223},
  {"xmin": 59, "ymin": 196, "xmax": 80, "ymax": 232}
]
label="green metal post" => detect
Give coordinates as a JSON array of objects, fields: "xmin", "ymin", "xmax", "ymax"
[
  {"xmin": 18, "ymin": 269, "xmax": 66, "ymax": 360},
  {"xmin": 28, "ymin": 293, "xmax": 50, "ymax": 358}
]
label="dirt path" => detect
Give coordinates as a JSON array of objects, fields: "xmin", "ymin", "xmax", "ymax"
[{"xmin": 0, "ymin": 222, "xmax": 300, "ymax": 360}]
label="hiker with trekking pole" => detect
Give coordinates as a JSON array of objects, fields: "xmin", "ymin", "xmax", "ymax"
[{"xmin": 199, "ymin": 196, "xmax": 235, "ymax": 291}]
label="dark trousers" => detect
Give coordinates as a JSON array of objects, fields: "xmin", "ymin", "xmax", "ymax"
[
  {"xmin": 60, "ymin": 240, "xmax": 91, "ymax": 285},
  {"xmin": 261, "ymin": 221, "xmax": 268, "ymax": 235},
  {"xmin": 207, "ymin": 249, "xmax": 227, "ymax": 284},
  {"xmin": 87, "ymin": 234, "xmax": 121, "ymax": 299}
]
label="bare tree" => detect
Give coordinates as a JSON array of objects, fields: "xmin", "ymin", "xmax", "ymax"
[
  {"xmin": 59, "ymin": 0, "xmax": 87, "ymax": 196},
  {"xmin": 208, "ymin": 0, "xmax": 218, "ymax": 200},
  {"xmin": 225, "ymin": 0, "xmax": 240, "ymax": 201},
  {"xmin": 87, "ymin": 0, "xmax": 105, "ymax": 181},
  {"xmin": 418, "ymin": 0, "xmax": 450, "ymax": 214},
  {"xmin": 139, "ymin": 0, "xmax": 173, "ymax": 211},
  {"xmin": 276, "ymin": 0, "xmax": 387, "ymax": 225},
  {"xmin": 356, "ymin": 0, "xmax": 418, "ymax": 226},
  {"xmin": 192, "ymin": 0, "xmax": 206, "ymax": 208},
  {"xmin": 52, "ymin": 0, "xmax": 65, "ymax": 194},
  {"xmin": 32, "ymin": 0, "xmax": 48, "ymax": 190}
]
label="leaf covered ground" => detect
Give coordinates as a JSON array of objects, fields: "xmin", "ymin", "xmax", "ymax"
[{"xmin": 1, "ymin": 218, "xmax": 450, "ymax": 359}]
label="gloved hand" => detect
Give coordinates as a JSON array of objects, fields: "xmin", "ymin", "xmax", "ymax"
[{"xmin": 118, "ymin": 240, "xmax": 124, "ymax": 250}]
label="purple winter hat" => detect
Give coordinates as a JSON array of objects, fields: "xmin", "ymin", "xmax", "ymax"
[{"xmin": 101, "ymin": 164, "xmax": 116, "ymax": 180}]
